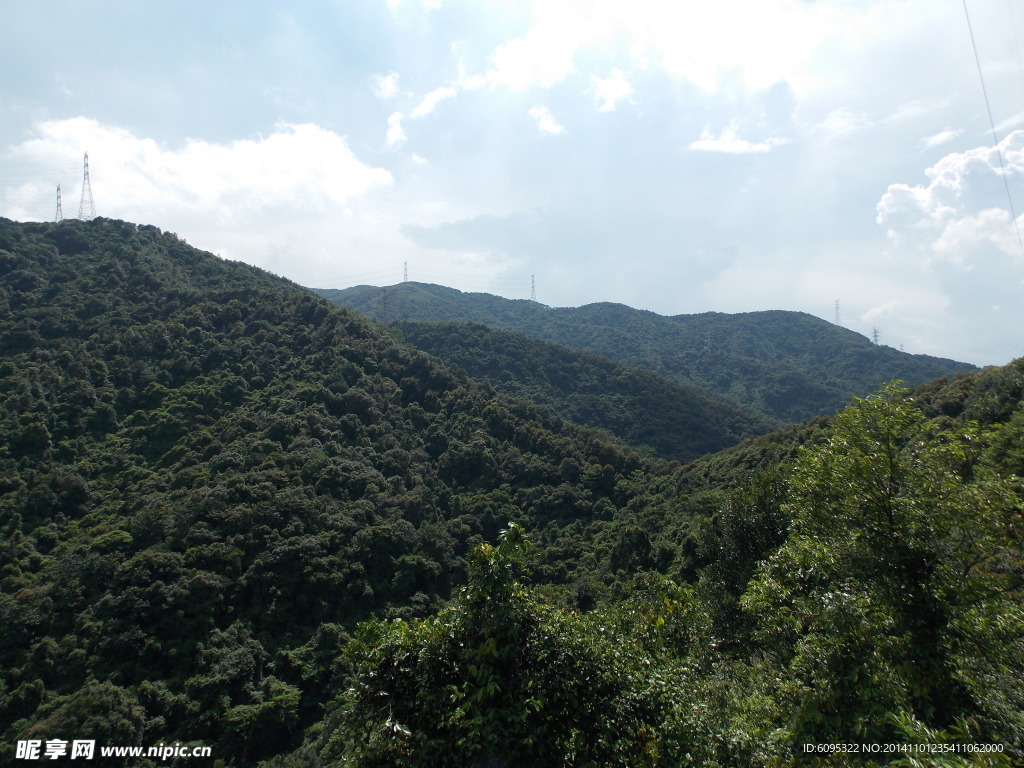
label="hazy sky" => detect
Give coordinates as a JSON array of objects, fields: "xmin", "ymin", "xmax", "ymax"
[{"xmin": 3, "ymin": 0, "xmax": 1023, "ymax": 365}]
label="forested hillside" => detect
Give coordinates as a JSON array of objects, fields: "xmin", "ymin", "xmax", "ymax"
[
  {"xmin": 317, "ymin": 282, "xmax": 976, "ymax": 423},
  {"xmin": 391, "ymin": 320, "xmax": 777, "ymax": 462},
  {"xmin": 0, "ymin": 218, "xmax": 684, "ymax": 764},
  {"xmin": 2, "ymin": 218, "xmax": 1021, "ymax": 766},
  {"xmin": 306, "ymin": 368, "xmax": 1024, "ymax": 768}
]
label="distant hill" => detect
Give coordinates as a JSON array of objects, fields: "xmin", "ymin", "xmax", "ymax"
[
  {"xmin": 316, "ymin": 282, "xmax": 977, "ymax": 423},
  {"xmin": 392, "ymin": 320, "xmax": 777, "ymax": 463}
]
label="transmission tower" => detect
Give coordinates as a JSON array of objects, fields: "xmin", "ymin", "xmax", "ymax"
[
  {"xmin": 78, "ymin": 152, "xmax": 96, "ymax": 220},
  {"xmin": 55, "ymin": 185, "xmax": 64, "ymax": 222},
  {"xmin": 403, "ymin": 262, "xmax": 408, "ymax": 282},
  {"xmin": 530, "ymin": 274, "xmax": 536, "ymax": 302},
  {"xmin": 872, "ymin": 327, "xmax": 879, "ymax": 345},
  {"xmin": 834, "ymin": 299, "xmax": 840, "ymax": 326}
]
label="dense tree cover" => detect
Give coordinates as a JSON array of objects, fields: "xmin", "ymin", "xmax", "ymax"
[
  {"xmin": 1, "ymin": 219, "xmax": 1021, "ymax": 766},
  {"xmin": 319, "ymin": 524, "xmax": 664, "ymax": 767},
  {"xmin": 317, "ymin": 282, "xmax": 975, "ymax": 424},
  {"xmin": 392, "ymin": 320, "xmax": 777, "ymax": 462},
  {"xmin": 743, "ymin": 383, "xmax": 1023, "ymax": 747},
  {"xmin": 0, "ymin": 218, "xmax": 685, "ymax": 764},
  {"xmin": 269, "ymin": 385, "xmax": 1022, "ymax": 767}
]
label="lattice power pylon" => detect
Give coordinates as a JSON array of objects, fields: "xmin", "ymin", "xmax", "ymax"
[
  {"xmin": 55, "ymin": 185, "xmax": 64, "ymax": 222},
  {"xmin": 78, "ymin": 152, "xmax": 96, "ymax": 220}
]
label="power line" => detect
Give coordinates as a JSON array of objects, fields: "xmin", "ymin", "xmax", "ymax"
[
  {"xmin": 1007, "ymin": 0, "xmax": 1024, "ymax": 95},
  {"xmin": 962, "ymin": 0, "xmax": 1024, "ymax": 258}
]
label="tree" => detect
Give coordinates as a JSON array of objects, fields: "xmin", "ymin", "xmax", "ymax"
[
  {"xmin": 742, "ymin": 384, "xmax": 1024, "ymax": 748},
  {"xmin": 322, "ymin": 524, "xmax": 660, "ymax": 767}
]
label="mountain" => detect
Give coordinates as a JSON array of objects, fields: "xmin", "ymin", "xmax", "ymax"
[
  {"xmin": 391, "ymin": 320, "xmax": 778, "ymax": 463},
  {"xmin": 3, "ymin": 219, "xmax": 1020, "ymax": 766},
  {"xmin": 317, "ymin": 282, "xmax": 977, "ymax": 423},
  {"xmin": 0, "ymin": 217, "xmax": 682, "ymax": 763}
]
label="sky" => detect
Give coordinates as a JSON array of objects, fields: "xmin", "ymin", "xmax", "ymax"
[{"xmin": 2, "ymin": 0, "xmax": 1023, "ymax": 366}]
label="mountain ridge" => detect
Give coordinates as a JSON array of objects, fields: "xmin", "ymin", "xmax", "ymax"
[{"xmin": 316, "ymin": 282, "xmax": 976, "ymax": 422}]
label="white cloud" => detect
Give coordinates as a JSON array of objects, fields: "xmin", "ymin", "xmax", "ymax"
[
  {"xmin": 462, "ymin": 1, "xmax": 606, "ymax": 91},
  {"xmin": 871, "ymin": 131, "xmax": 1024, "ymax": 364},
  {"xmin": 3, "ymin": 118, "xmax": 392, "ymax": 217},
  {"xmin": 633, "ymin": 0, "xmax": 855, "ymax": 94},
  {"xmin": 467, "ymin": 30, "xmax": 576, "ymax": 91},
  {"xmin": 876, "ymin": 130, "xmax": 1024, "ymax": 263},
  {"xmin": 1, "ymin": 117, "xmax": 396, "ymax": 284},
  {"xmin": 690, "ymin": 126, "xmax": 788, "ymax": 153},
  {"xmin": 372, "ymin": 72, "xmax": 400, "ymax": 100},
  {"xmin": 386, "ymin": 111, "xmax": 407, "ymax": 146},
  {"xmin": 592, "ymin": 68, "xmax": 632, "ymax": 112},
  {"xmin": 528, "ymin": 105, "xmax": 565, "ymax": 135},
  {"xmin": 996, "ymin": 111, "xmax": 1024, "ymax": 134},
  {"xmin": 411, "ymin": 86, "xmax": 457, "ymax": 118},
  {"xmin": 457, "ymin": 0, "xmax": 865, "ymax": 97},
  {"xmin": 812, "ymin": 108, "xmax": 874, "ymax": 138},
  {"xmin": 862, "ymin": 299, "xmax": 902, "ymax": 323},
  {"xmin": 931, "ymin": 208, "xmax": 1019, "ymax": 268},
  {"xmin": 884, "ymin": 99, "xmax": 950, "ymax": 125},
  {"xmin": 920, "ymin": 128, "xmax": 963, "ymax": 150}
]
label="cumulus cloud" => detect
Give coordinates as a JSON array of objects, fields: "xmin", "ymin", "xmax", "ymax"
[
  {"xmin": 528, "ymin": 106, "xmax": 565, "ymax": 135},
  {"xmin": 592, "ymin": 69, "xmax": 632, "ymax": 111},
  {"xmin": 876, "ymin": 130, "xmax": 1024, "ymax": 263},
  {"xmin": 873, "ymin": 131, "xmax": 1024, "ymax": 364}
]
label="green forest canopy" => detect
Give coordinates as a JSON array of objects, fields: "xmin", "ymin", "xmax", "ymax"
[{"xmin": 1, "ymin": 218, "xmax": 1021, "ymax": 766}]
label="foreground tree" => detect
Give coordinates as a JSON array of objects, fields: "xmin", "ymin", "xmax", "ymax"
[
  {"xmin": 742, "ymin": 384, "xmax": 1024, "ymax": 750},
  {"xmin": 320, "ymin": 524, "xmax": 661, "ymax": 767}
]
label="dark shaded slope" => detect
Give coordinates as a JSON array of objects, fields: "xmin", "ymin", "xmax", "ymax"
[
  {"xmin": 318, "ymin": 282, "xmax": 976, "ymax": 422},
  {"xmin": 393, "ymin": 320, "xmax": 778, "ymax": 462}
]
